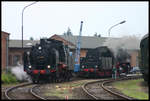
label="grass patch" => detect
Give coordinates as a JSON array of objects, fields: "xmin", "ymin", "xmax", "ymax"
[
  {"xmin": 112, "ymin": 79, "xmax": 149, "ymax": 100},
  {"xmin": 2, "ymin": 71, "xmax": 18, "ymax": 84}
]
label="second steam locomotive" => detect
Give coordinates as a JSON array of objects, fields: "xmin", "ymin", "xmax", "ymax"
[{"xmin": 79, "ymin": 46, "xmax": 115, "ymax": 78}]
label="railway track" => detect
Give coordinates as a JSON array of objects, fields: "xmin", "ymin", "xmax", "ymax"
[
  {"xmin": 5, "ymin": 82, "xmax": 46, "ymax": 100},
  {"xmin": 82, "ymin": 75, "xmax": 142, "ymax": 100},
  {"xmin": 4, "ymin": 76, "xmax": 85, "ymax": 100},
  {"xmin": 4, "ymin": 75, "xmax": 142, "ymax": 100},
  {"xmin": 4, "ymin": 77, "xmax": 84, "ymax": 100}
]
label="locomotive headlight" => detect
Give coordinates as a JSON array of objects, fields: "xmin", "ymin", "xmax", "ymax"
[
  {"xmin": 27, "ymin": 51, "xmax": 30, "ymax": 55},
  {"xmin": 38, "ymin": 46, "xmax": 42, "ymax": 50},
  {"xmin": 95, "ymin": 65, "xmax": 98, "ymax": 68},
  {"xmin": 29, "ymin": 65, "xmax": 32, "ymax": 68},
  {"xmin": 47, "ymin": 65, "xmax": 51, "ymax": 68}
]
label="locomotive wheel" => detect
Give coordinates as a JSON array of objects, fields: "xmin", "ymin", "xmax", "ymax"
[
  {"xmin": 66, "ymin": 71, "xmax": 71, "ymax": 81},
  {"xmin": 32, "ymin": 75, "xmax": 40, "ymax": 84},
  {"xmin": 33, "ymin": 79, "xmax": 36, "ymax": 83},
  {"xmin": 51, "ymin": 72, "xmax": 57, "ymax": 83},
  {"xmin": 64, "ymin": 71, "xmax": 70, "ymax": 82},
  {"xmin": 51, "ymin": 73, "xmax": 55, "ymax": 83},
  {"xmin": 33, "ymin": 79, "xmax": 39, "ymax": 84},
  {"xmin": 55, "ymin": 74, "xmax": 61, "ymax": 83}
]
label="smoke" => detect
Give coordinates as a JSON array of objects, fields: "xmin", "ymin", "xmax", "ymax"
[
  {"xmin": 10, "ymin": 62, "xmax": 31, "ymax": 82},
  {"xmin": 103, "ymin": 35, "xmax": 141, "ymax": 62},
  {"xmin": 116, "ymin": 48, "xmax": 130, "ymax": 63}
]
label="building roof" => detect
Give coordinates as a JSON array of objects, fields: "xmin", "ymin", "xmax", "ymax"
[
  {"xmin": 56, "ymin": 35, "xmax": 118, "ymax": 49},
  {"xmin": 9, "ymin": 35, "xmax": 119, "ymax": 49},
  {"xmin": 1, "ymin": 31, "xmax": 10, "ymax": 35},
  {"xmin": 9, "ymin": 40, "xmax": 39, "ymax": 48}
]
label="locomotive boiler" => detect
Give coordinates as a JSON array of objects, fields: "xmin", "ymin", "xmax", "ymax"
[{"xmin": 23, "ymin": 38, "xmax": 73, "ymax": 83}]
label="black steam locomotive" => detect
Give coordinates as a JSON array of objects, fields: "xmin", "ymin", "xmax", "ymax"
[
  {"xmin": 79, "ymin": 46, "xmax": 114, "ymax": 78},
  {"xmin": 115, "ymin": 48, "xmax": 131, "ymax": 75},
  {"xmin": 23, "ymin": 39, "xmax": 73, "ymax": 83}
]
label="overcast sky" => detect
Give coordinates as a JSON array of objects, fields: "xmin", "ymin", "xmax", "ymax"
[{"xmin": 2, "ymin": 1, "xmax": 148, "ymax": 40}]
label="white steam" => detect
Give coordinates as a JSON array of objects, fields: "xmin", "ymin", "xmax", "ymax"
[
  {"xmin": 103, "ymin": 35, "xmax": 141, "ymax": 57},
  {"xmin": 10, "ymin": 62, "xmax": 31, "ymax": 82}
]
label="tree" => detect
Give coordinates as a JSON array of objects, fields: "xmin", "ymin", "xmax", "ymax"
[
  {"xmin": 94, "ymin": 32, "xmax": 98, "ymax": 37},
  {"xmin": 98, "ymin": 34, "xmax": 101, "ymax": 37},
  {"xmin": 63, "ymin": 31, "xmax": 66, "ymax": 35},
  {"xmin": 94, "ymin": 32, "xmax": 101, "ymax": 37},
  {"xmin": 30, "ymin": 37, "xmax": 34, "ymax": 40},
  {"xmin": 63, "ymin": 27, "xmax": 73, "ymax": 36},
  {"xmin": 65, "ymin": 27, "xmax": 73, "ymax": 36}
]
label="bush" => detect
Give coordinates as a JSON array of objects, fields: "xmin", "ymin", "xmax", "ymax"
[{"xmin": 2, "ymin": 71, "xmax": 18, "ymax": 84}]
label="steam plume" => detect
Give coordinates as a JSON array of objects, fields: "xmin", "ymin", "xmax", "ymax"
[
  {"xmin": 103, "ymin": 35, "xmax": 141, "ymax": 57},
  {"xmin": 10, "ymin": 62, "xmax": 31, "ymax": 82},
  {"xmin": 103, "ymin": 35, "xmax": 141, "ymax": 63}
]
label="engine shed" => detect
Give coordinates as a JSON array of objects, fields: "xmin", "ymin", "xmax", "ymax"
[{"xmin": 4, "ymin": 34, "xmax": 140, "ymax": 71}]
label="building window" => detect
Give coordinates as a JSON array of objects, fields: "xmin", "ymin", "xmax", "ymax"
[{"xmin": 13, "ymin": 55, "xmax": 21, "ymax": 66}]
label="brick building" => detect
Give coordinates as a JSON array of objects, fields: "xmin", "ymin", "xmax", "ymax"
[
  {"xmin": 1, "ymin": 31, "xmax": 10, "ymax": 70},
  {"xmin": 127, "ymin": 49, "xmax": 140, "ymax": 67},
  {"xmin": 8, "ymin": 40, "xmax": 39, "ymax": 66}
]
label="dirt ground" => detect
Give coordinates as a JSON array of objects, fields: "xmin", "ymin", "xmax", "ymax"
[{"xmin": 33, "ymin": 79, "xmax": 100, "ymax": 100}]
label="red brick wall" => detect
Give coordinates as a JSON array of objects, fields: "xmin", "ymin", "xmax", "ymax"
[
  {"xmin": 1, "ymin": 31, "xmax": 9, "ymax": 69},
  {"xmin": 80, "ymin": 50, "xmax": 87, "ymax": 57},
  {"xmin": 8, "ymin": 48, "xmax": 31, "ymax": 66},
  {"xmin": 130, "ymin": 51, "xmax": 139, "ymax": 67},
  {"xmin": 51, "ymin": 35, "xmax": 75, "ymax": 46},
  {"xmin": 9, "ymin": 48, "xmax": 24, "ymax": 66}
]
